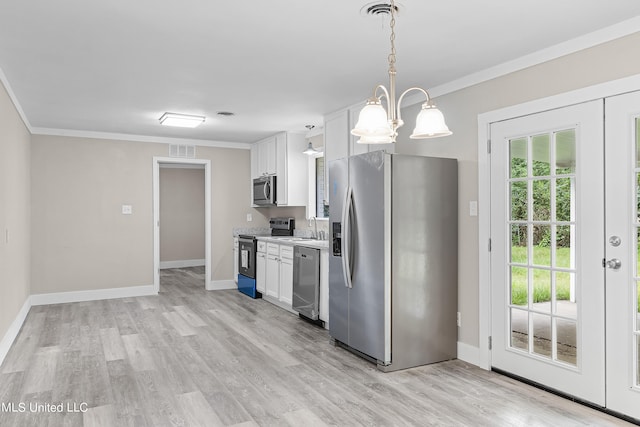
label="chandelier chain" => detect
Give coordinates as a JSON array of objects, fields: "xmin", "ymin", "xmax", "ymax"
[{"xmin": 388, "ymin": 0, "xmax": 396, "ymax": 69}]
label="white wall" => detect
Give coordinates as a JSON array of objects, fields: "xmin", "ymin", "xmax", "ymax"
[
  {"xmin": 395, "ymin": 31, "xmax": 640, "ymax": 348},
  {"xmin": 0, "ymin": 80, "xmax": 31, "ymax": 346}
]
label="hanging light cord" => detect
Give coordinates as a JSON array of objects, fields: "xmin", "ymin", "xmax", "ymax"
[{"xmin": 388, "ymin": 0, "xmax": 397, "ymax": 73}]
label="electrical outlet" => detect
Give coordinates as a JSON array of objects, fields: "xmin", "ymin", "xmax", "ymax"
[
  {"xmin": 457, "ymin": 312, "xmax": 461, "ymax": 327},
  {"xmin": 122, "ymin": 204, "xmax": 133, "ymax": 215}
]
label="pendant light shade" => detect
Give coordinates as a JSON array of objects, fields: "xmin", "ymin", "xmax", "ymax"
[
  {"xmin": 350, "ymin": 0, "xmax": 452, "ymax": 143},
  {"xmin": 410, "ymin": 103, "xmax": 452, "ymax": 139},
  {"xmin": 303, "ymin": 141, "xmax": 319, "ymax": 155},
  {"xmin": 351, "ymin": 99, "xmax": 394, "ymax": 139}
]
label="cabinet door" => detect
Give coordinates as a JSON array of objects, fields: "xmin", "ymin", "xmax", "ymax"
[
  {"xmin": 324, "ymin": 110, "xmax": 350, "ymax": 205},
  {"xmin": 275, "ymin": 133, "xmax": 287, "ymax": 205},
  {"xmin": 265, "ymin": 254, "xmax": 280, "ymax": 298},
  {"xmin": 348, "ymin": 105, "xmax": 369, "ymax": 156},
  {"xmin": 257, "ymin": 141, "xmax": 268, "ymax": 176},
  {"xmin": 279, "ymin": 247, "xmax": 294, "ymax": 306},
  {"xmin": 250, "ymin": 145, "xmax": 259, "ymax": 179},
  {"xmin": 262, "ymin": 137, "xmax": 276, "ymax": 175},
  {"xmin": 319, "ymin": 250, "xmax": 329, "ymax": 324},
  {"xmin": 256, "ymin": 252, "xmax": 266, "ymax": 293}
]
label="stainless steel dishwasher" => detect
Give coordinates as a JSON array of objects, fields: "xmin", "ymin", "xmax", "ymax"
[{"xmin": 293, "ymin": 245, "xmax": 322, "ymax": 325}]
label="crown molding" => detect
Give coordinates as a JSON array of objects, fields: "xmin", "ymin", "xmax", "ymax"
[
  {"xmin": 0, "ymin": 67, "xmax": 33, "ymax": 132},
  {"xmin": 30, "ymin": 127, "xmax": 251, "ymax": 150},
  {"xmin": 401, "ymin": 15, "xmax": 640, "ymax": 107}
]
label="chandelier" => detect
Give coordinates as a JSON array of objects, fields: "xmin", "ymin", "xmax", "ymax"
[{"xmin": 351, "ymin": 0, "xmax": 452, "ymax": 143}]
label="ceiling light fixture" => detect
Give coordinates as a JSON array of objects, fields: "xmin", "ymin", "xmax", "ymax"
[
  {"xmin": 351, "ymin": 0, "xmax": 452, "ymax": 143},
  {"xmin": 303, "ymin": 125, "xmax": 320, "ymax": 155},
  {"xmin": 159, "ymin": 112, "xmax": 205, "ymax": 128}
]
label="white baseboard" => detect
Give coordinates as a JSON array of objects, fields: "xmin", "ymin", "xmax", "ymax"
[
  {"xmin": 159, "ymin": 259, "xmax": 205, "ymax": 269},
  {"xmin": 0, "ymin": 297, "xmax": 32, "ymax": 368},
  {"xmin": 206, "ymin": 280, "xmax": 236, "ymax": 291},
  {"xmin": 457, "ymin": 341, "xmax": 481, "ymax": 367},
  {"xmin": 30, "ymin": 285, "xmax": 157, "ymax": 306}
]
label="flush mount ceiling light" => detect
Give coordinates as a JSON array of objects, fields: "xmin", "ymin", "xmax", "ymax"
[
  {"xmin": 352, "ymin": 0, "xmax": 452, "ymax": 143},
  {"xmin": 159, "ymin": 112, "xmax": 205, "ymax": 128}
]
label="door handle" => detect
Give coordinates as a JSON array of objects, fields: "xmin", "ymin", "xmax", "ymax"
[{"xmin": 603, "ymin": 258, "xmax": 622, "ymax": 269}]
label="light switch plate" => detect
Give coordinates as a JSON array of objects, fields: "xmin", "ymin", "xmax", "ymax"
[
  {"xmin": 122, "ymin": 205, "xmax": 133, "ymax": 215},
  {"xmin": 246, "ymin": 213, "xmax": 252, "ymax": 222},
  {"xmin": 469, "ymin": 201, "xmax": 478, "ymax": 217}
]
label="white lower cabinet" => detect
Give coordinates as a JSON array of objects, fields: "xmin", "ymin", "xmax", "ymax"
[
  {"xmin": 259, "ymin": 240, "xmax": 295, "ymax": 309},
  {"xmin": 279, "ymin": 246, "xmax": 294, "ymax": 307},
  {"xmin": 265, "ymin": 248, "xmax": 280, "ymax": 299},
  {"xmin": 319, "ymin": 249, "xmax": 329, "ymax": 326},
  {"xmin": 256, "ymin": 251, "xmax": 266, "ymax": 293}
]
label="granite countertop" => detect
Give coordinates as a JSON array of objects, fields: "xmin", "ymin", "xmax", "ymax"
[{"xmin": 256, "ymin": 235, "xmax": 329, "ymax": 250}]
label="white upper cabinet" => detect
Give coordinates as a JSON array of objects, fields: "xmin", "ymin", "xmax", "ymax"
[
  {"xmin": 251, "ymin": 131, "xmax": 307, "ymax": 207},
  {"xmin": 255, "ymin": 136, "xmax": 277, "ymax": 177}
]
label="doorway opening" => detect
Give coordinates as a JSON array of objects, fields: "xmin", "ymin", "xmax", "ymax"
[{"xmin": 153, "ymin": 157, "xmax": 211, "ymax": 293}]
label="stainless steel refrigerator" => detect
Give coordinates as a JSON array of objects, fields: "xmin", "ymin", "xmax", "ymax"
[{"xmin": 329, "ymin": 151, "xmax": 458, "ymax": 372}]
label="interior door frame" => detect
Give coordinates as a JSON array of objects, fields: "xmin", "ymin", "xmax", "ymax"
[
  {"xmin": 153, "ymin": 156, "xmax": 212, "ymax": 293},
  {"xmin": 477, "ymin": 73, "xmax": 640, "ymax": 370}
]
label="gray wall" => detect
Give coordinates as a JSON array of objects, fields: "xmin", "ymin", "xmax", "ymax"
[
  {"xmin": 159, "ymin": 167, "xmax": 205, "ymax": 263},
  {"xmin": 30, "ymin": 136, "xmax": 256, "ymax": 293},
  {"xmin": 0, "ymin": 80, "xmax": 31, "ymax": 343},
  {"xmin": 395, "ymin": 31, "xmax": 640, "ymax": 348}
]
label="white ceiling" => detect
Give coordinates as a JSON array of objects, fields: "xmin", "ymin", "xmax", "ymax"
[{"xmin": 1, "ymin": 0, "xmax": 640, "ymax": 145}]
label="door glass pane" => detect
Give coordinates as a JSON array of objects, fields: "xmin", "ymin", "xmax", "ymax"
[
  {"xmin": 533, "ymin": 225, "xmax": 551, "ymax": 266},
  {"xmin": 556, "ymin": 318, "xmax": 577, "ymax": 366},
  {"xmin": 533, "ymin": 180, "xmax": 551, "ymax": 220},
  {"xmin": 511, "ymin": 308, "xmax": 528, "ymax": 351},
  {"xmin": 511, "ymin": 181, "xmax": 527, "ymax": 220},
  {"xmin": 511, "ymin": 267, "xmax": 528, "ymax": 306},
  {"xmin": 556, "ymin": 129, "xmax": 576, "ymax": 174},
  {"xmin": 556, "ymin": 225, "xmax": 573, "ymax": 268},
  {"xmin": 532, "ymin": 134, "xmax": 551, "ymax": 176},
  {"xmin": 533, "ymin": 269, "xmax": 551, "ymax": 313},
  {"xmin": 510, "ymin": 138, "xmax": 528, "ymax": 178},
  {"xmin": 555, "ymin": 272, "xmax": 576, "ymax": 319},
  {"xmin": 532, "ymin": 313, "xmax": 552, "ymax": 358},
  {"xmin": 511, "ymin": 224, "xmax": 528, "ymax": 263},
  {"xmin": 556, "ymin": 177, "xmax": 574, "ymax": 222}
]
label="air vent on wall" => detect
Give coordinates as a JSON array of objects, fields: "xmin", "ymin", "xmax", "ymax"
[{"xmin": 169, "ymin": 144, "xmax": 196, "ymax": 159}]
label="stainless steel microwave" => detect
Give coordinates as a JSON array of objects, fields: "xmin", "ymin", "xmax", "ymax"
[{"xmin": 253, "ymin": 176, "xmax": 276, "ymax": 206}]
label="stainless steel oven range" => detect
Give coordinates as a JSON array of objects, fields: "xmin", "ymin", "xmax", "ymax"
[
  {"xmin": 237, "ymin": 235, "xmax": 259, "ymax": 298},
  {"xmin": 236, "ymin": 217, "xmax": 295, "ymax": 299}
]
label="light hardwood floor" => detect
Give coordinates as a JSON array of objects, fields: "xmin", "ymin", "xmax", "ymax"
[{"xmin": 0, "ymin": 267, "xmax": 633, "ymax": 426}]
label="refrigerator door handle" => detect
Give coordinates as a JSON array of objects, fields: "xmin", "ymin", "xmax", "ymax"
[{"xmin": 341, "ymin": 186, "xmax": 353, "ymax": 289}]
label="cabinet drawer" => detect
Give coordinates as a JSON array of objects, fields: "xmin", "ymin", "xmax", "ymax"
[
  {"xmin": 280, "ymin": 245, "xmax": 294, "ymax": 260},
  {"xmin": 267, "ymin": 243, "xmax": 280, "ymax": 256},
  {"xmin": 257, "ymin": 241, "xmax": 267, "ymax": 253}
]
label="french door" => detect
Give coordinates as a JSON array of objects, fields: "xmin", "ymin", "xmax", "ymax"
[
  {"xmin": 605, "ymin": 91, "xmax": 640, "ymax": 419},
  {"xmin": 490, "ymin": 100, "xmax": 606, "ymax": 405},
  {"xmin": 490, "ymin": 93, "xmax": 640, "ymax": 418}
]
